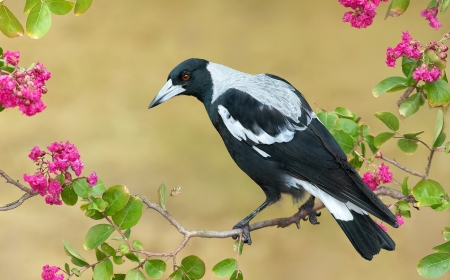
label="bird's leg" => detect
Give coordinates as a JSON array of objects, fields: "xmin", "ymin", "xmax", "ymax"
[
  {"xmin": 299, "ymin": 195, "xmax": 321, "ymax": 225},
  {"xmin": 232, "ymin": 200, "xmax": 271, "ymax": 245}
]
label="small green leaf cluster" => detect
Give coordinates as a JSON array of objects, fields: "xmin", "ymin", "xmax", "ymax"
[
  {"xmin": 169, "ymin": 255, "xmax": 206, "ymax": 280},
  {"xmin": 0, "ymin": 0, "xmax": 92, "ymax": 39},
  {"xmin": 373, "ymin": 53, "xmax": 450, "ymax": 118},
  {"xmin": 417, "ymin": 228, "xmax": 450, "ymax": 279}
]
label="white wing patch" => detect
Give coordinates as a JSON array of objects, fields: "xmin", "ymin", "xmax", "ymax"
[
  {"xmin": 285, "ymin": 176, "xmax": 367, "ymax": 221},
  {"xmin": 218, "ymin": 105, "xmax": 296, "ymax": 145},
  {"xmin": 208, "ymin": 63, "xmax": 303, "ymax": 122},
  {"xmin": 252, "ymin": 146, "xmax": 270, "ymax": 157}
]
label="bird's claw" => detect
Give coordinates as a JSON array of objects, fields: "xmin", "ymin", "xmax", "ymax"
[
  {"xmin": 299, "ymin": 196, "xmax": 321, "ymax": 225},
  {"xmin": 232, "ymin": 222, "xmax": 252, "ymax": 245}
]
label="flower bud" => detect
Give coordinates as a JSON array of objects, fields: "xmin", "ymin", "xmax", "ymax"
[
  {"xmin": 439, "ymin": 52, "xmax": 448, "ymax": 59},
  {"xmin": 441, "ymin": 45, "xmax": 449, "ymax": 52},
  {"xmin": 41, "ymin": 86, "xmax": 47, "ymax": 94},
  {"xmin": 374, "ymin": 151, "xmax": 382, "ymax": 158}
]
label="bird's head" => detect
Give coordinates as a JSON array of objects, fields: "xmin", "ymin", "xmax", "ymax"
[{"xmin": 149, "ymin": 58, "xmax": 213, "ymax": 109}]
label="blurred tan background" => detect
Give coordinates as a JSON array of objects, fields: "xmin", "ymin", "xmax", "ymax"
[{"xmin": 1, "ymin": 1, "xmax": 449, "ymax": 279}]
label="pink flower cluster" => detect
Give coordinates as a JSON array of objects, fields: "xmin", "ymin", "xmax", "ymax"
[
  {"xmin": 396, "ymin": 215, "xmax": 404, "ymax": 226},
  {"xmin": 412, "ymin": 64, "xmax": 441, "ymax": 82},
  {"xmin": 338, "ymin": 0, "xmax": 388, "ymax": 28},
  {"xmin": 24, "ymin": 141, "xmax": 98, "ymax": 205},
  {"xmin": 386, "ymin": 31, "xmax": 421, "ymax": 67},
  {"xmin": 0, "ymin": 50, "xmax": 50, "ymax": 116},
  {"xmin": 362, "ymin": 163, "xmax": 393, "ymax": 191},
  {"xmin": 421, "ymin": 7, "xmax": 442, "ymax": 30},
  {"xmin": 41, "ymin": 265, "xmax": 64, "ymax": 280}
]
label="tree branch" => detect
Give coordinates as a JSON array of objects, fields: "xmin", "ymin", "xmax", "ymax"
[
  {"xmin": 0, "ymin": 169, "xmax": 35, "ymax": 194},
  {"xmin": 379, "ymin": 154, "xmax": 425, "ymax": 178},
  {"xmin": 0, "ymin": 169, "xmax": 38, "ymax": 210},
  {"xmin": 134, "ymin": 185, "xmax": 411, "ymax": 241}
]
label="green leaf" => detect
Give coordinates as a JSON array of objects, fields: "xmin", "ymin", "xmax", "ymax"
[
  {"xmin": 372, "ymin": 76, "xmax": 408, "ymax": 97},
  {"xmin": 113, "ymin": 256, "xmax": 124, "ymax": 265},
  {"xmin": 399, "ymin": 93, "xmax": 425, "ymax": 118},
  {"xmin": 101, "ymin": 242, "xmax": 116, "ymax": 256},
  {"xmin": 360, "ymin": 124, "xmax": 370, "ymax": 137},
  {"xmin": 26, "ymin": 3, "xmax": 52, "ymax": 39},
  {"xmin": 212, "ymin": 259, "xmax": 237, "ymax": 278},
  {"xmin": 113, "ymin": 274, "xmax": 126, "ymax": 280},
  {"xmin": 64, "ymin": 263, "xmax": 70, "ymax": 274},
  {"xmin": 112, "ymin": 196, "xmax": 143, "ymax": 230},
  {"xmin": 397, "ymin": 138, "xmax": 418, "ymax": 154},
  {"xmin": 89, "ymin": 197, "xmax": 107, "ymax": 212},
  {"xmin": 330, "ymin": 129, "xmax": 355, "ymax": 154},
  {"xmin": 443, "ymin": 228, "xmax": 450, "ymax": 241},
  {"xmin": 441, "ymin": 0, "xmax": 450, "ymax": 13},
  {"xmin": 417, "ymin": 253, "xmax": 450, "ymax": 278},
  {"xmin": 24, "ymin": 0, "xmax": 41, "ymax": 13},
  {"xmin": 44, "ymin": 0, "xmax": 75, "ymax": 15},
  {"xmin": 61, "ymin": 184, "xmax": 78, "ymax": 206},
  {"xmin": 230, "ymin": 270, "xmax": 243, "ymax": 280},
  {"xmin": 92, "ymin": 180, "xmax": 107, "ymax": 196},
  {"xmin": 103, "ymin": 185, "xmax": 130, "ymax": 216},
  {"xmin": 446, "ymin": 142, "xmax": 450, "ymax": 153},
  {"xmin": 432, "ymin": 200, "xmax": 450, "ymax": 212},
  {"xmin": 125, "ymin": 269, "xmax": 146, "ymax": 280},
  {"xmin": 396, "ymin": 200, "xmax": 410, "ymax": 211},
  {"xmin": 0, "ymin": 104, "xmax": 4, "ymax": 112},
  {"xmin": 144, "ymin": 260, "xmax": 167, "ymax": 279},
  {"xmin": 63, "ymin": 239, "xmax": 88, "ymax": 266},
  {"xmin": 433, "ymin": 109, "xmax": 445, "ymax": 147},
  {"xmin": 403, "ymin": 131, "xmax": 424, "ymax": 139},
  {"xmin": 374, "ymin": 132, "xmax": 395, "ymax": 148},
  {"xmin": 74, "ymin": 0, "xmax": 92, "ymax": 15},
  {"xmin": 169, "ymin": 269, "xmax": 183, "ymax": 280},
  {"xmin": 433, "ymin": 241, "xmax": 450, "ymax": 254},
  {"xmin": 426, "ymin": 49, "xmax": 447, "ymax": 71},
  {"xmin": 234, "ymin": 239, "xmax": 244, "ymax": 255},
  {"xmin": 316, "ymin": 110, "xmax": 338, "ymax": 131},
  {"xmin": 83, "ymin": 224, "xmax": 115, "ymax": 250},
  {"xmin": 384, "ymin": 0, "xmax": 393, "ymax": 19},
  {"xmin": 425, "ymin": 79, "xmax": 450, "ymax": 107},
  {"xmin": 412, "ymin": 179, "xmax": 445, "ymax": 207},
  {"xmin": 72, "ymin": 178, "xmax": 92, "ymax": 198},
  {"xmin": 364, "ymin": 135, "xmax": 378, "ymax": 154},
  {"xmin": 0, "ymin": 5, "xmax": 24, "ymax": 38},
  {"xmin": 158, "ymin": 183, "xmax": 167, "ymax": 211},
  {"xmin": 118, "ymin": 243, "xmax": 129, "ymax": 255},
  {"xmin": 71, "ymin": 268, "xmax": 81, "ymax": 277},
  {"xmin": 401, "ymin": 177, "xmax": 410, "ymax": 196},
  {"xmin": 132, "ymin": 240, "xmax": 143, "ymax": 250},
  {"xmin": 181, "ymin": 255, "xmax": 205, "ymax": 279},
  {"xmin": 124, "ymin": 228, "xmax": 131, "ymax": 239},
  {"xmin": 335, "ymin": 118, "xmax": 358, "ymax": 139},
  {"xmin": 125, "ymin": 252, "xmax": 140, "ymax": 263},
  {"xmin": 434, "ymin": 132, "xmax": 446, "ymax": 148},
  {"xmin": 375, "ymin": 111, "xmax": 400, "ymax": 131},
  {"xmin": 90, "ymin": 211, "xmax": 105, "ymax": 220},
  {"xmin": 388, "ymin": 0, "xmax": 410, "ymax": 16},
  {"xmin": 96, "ymin": 248, "xmax": 107, "ymax": 261},
  {"xmin": 334, "ymin": 106, "xmax": 353, "ymax": 118},
  {"xmin": 402, "ymin": 57, "xmax": 418, "ymax": 78}
]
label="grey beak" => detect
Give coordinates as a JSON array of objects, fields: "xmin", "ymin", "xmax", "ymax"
[{"xmin": 148, "ymin": 79, "xmax": 186, "ymax": 109}]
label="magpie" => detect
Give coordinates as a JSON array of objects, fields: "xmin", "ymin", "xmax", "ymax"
[{"xmin": 149, "ymin": 58, "xmax": 398, "ymax": 260}]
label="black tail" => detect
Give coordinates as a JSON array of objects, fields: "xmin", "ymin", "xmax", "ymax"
[{"xmin": 333, "ymin": 210, "xmax": 395, "ymax": 260}]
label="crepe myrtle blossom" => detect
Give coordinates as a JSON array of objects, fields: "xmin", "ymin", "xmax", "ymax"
[
  {"xmin": 41, "ymin": 265, "xmax": 64, "ymax": 280},
  {"xmin": 0, "ymin": 50, "xmax": 50, "ymax": 116},
  {"xmin": 24, "ymin": 142, "xmax": 97, "ymax": 205},
  {"xmin": 377, "ymin": 221, "xmax": 388, "ymax": 232},
  {"xmin": 386, "ymin": 31, "xmax": 421, "ymax": 68},
  {"xmin": 362, "ymin": 163, "xmax": 393, "ymax": 191},
  {"xmin": 338, "ymin": 0, "xmax": 388, "ymax": 28},
  {"xmin": 421, "ymin": 7, "xmax": 442, "ymax": 30},
  {"xmin": 396, "ymin": 215, "xmax": 405, "ymax": 226},
  {"xmin": 412, "ymin": 64, "xmax": 442, "ymax": 82}
]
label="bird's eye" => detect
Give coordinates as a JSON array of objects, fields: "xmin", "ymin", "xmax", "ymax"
[{"xmin": 181, "ymin": 72, "xmax": 191, "ymax": 81}]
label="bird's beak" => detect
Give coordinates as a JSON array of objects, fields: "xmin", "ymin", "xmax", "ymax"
[{"xmin": 148, "ymin": 79, "xmax": 186, "ymax": 109}]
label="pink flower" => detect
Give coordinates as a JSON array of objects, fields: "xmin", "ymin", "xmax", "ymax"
[
  {"xmin": 29, "ymin": 146, "xmax": 45, "ymax": 161},
  {"xmin": 363, "ymin": 172, "xmax": 380, "ymax": 190},
  {"xmin": 339, "ymin": 0, "xmax": 388, "ymax": 28},
  {"xmin": 24, "ymin": 173, "xmax": 48, "ymax": 196},
  {"xmin": 412, "ymin": 64, "xmax": 441, "ymax": 82},
  {"xmin": 41, "ymin": 265, "xmax": 64, "ymax": 280},
  {"xmin": 87, "ymin": 171, "xmax": 98, "ymax": 187},
  {"xmin": 47, "ymin": 179, "xmax": 62, "ymax": 195},
  {"xmin": 396, "ymin": 215, "xmax": 404, "ymax": 226},
  {"xmin": 385, "ymin": 31, "xmax": 421, "ymax": 67},
  {"xmin": 3, "ymin": 51, "xmax": 20, "ymax": 66},
  {"xmin": 421, "ymin": 7, "xmax": 442, "ymax": 30},
  {"xmin": 45, "ymin": 195, "xmax": 62, "ymax": 205},
  {"xmin": 71, "ymin": 159, "xmax": 84, "ymax": 176},
  {"xmin": 362, "ymin": 163, "xmax": 393, "ymax": 190},
  {"xmin": 377, "ymin": 221, "xmax": 387, "ymax": 232}
]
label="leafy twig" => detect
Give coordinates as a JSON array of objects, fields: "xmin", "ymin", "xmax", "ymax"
[{"xmin": 379, "ymin": 154, "xmax": 426, "ymax": 178}]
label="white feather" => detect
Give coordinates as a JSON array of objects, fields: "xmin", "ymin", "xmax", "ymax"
[
  {"xmin": 285, "ymin": 176, "xmax": 367, "ymax": 221},
  {"xmin": 252, "ymin": 146, "xmax": 270, "ymax": 157}
]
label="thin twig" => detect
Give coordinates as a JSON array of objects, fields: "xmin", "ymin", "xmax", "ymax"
[
  {"xmin": 0, "ymin": 192, "xmax": 38, "ymax": 211},
  {"xmin": 396, "ymin": 86, "xmax": 416, "ymax": 107},
  {"xmin": 379, "ymin": 154, "xmax": 425, "ymax": 178},
  {"xmin": 425, "ymin": 150, "xmax": 435, "ymax": 179},
  {"xmin": 0, "ymin": 169, "xmax": 35, "ymax": 194}
]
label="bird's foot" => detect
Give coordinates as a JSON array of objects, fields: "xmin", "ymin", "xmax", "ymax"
[
  {"xmin": 299, "ymin": 196, "xmax": 321, "ymax": 225},
  {"xmin": 232, "ymin": 222, "xmax": 252, "ymax": 245}
]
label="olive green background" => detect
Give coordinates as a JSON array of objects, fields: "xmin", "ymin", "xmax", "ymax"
[{"xmin": 1, "ymin": 1, "xmax": 449, "ymax": 279}]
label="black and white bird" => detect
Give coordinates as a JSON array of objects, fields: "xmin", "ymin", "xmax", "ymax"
[{"xmin": 149, "ymin": 58, "xmax": 398, "ymax": 260}]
